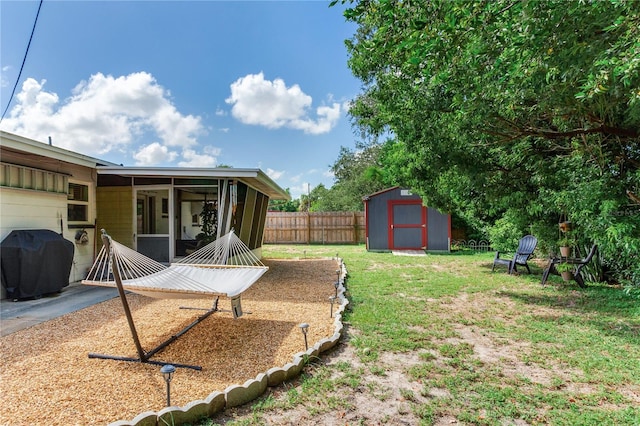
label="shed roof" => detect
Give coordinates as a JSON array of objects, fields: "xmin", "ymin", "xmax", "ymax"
[{"xmin": 362, "ymin": 186, "xmax": 402, "ymax": 201}]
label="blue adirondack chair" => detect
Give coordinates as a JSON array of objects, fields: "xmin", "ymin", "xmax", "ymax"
[{"xmin": 492, "ymin": 235, "xmax": 538, "ymax": 274}]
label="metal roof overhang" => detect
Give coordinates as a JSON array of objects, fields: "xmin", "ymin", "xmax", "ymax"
[
  {"xmin": 0, "ymin": 130, "xmax": 119, "ymax": 168},
  {"xmin": 96, "ymin": 166, "xmax": 290, "ymax": 200}
]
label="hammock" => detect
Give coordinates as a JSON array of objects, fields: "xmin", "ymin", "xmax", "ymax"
[
  {"xmin": 82, "ymin": 229, "xmax": 268, "ymax": 370},
  {"xmin": 82, "ymin": 230, "xmax": 268, "ymax": 299}
]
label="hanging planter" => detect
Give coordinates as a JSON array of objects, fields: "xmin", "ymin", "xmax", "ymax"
[{"xmin": 558, "ymin": 220, "xmax": 573, "ymax": 233}]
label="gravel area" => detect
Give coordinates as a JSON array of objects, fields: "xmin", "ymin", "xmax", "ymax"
[{"xmin": 0, "ymin": 258, "xmax": 338, "ymax": 425}]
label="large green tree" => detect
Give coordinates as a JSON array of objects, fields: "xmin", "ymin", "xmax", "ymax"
[
  {"xmin": 267, "ymin": 188, "xmax": 300, "ymax": 212},
  {"xmin": 338, "ymin": 0, "xmax": 640, "ymax": 285},
  {"xmin": 311, "ymin": 143, "xmax": 388, "ymax": 211}
]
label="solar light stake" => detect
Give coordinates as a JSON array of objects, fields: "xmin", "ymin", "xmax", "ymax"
[
  {"xmin": 334, "ymin": 281, "xmax": 339, "ymax": 298},
  {"xmin": 329, "ymin": 296, "xmax": 336, "ymax": 318},
  {"xmin": 299, "ymin": 323, "xmax": 309, "ymax": 350},
  {"xmin": 160, "ymin": 364, "xmax": 176, "ymax": 407}
]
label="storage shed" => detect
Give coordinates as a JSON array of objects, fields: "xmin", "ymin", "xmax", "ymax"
[{"xmin": 363, "ymin": 187, "xmax": 450, "ymax": 252}]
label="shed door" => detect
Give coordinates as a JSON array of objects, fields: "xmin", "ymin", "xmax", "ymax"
[{"xmin": 389, "ymin": 200, "xmax": 426, "ymax": 250}]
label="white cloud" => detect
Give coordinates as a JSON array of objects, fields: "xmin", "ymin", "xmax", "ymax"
[
  {"xmin": 323, "ymin": 169, "xmax": 335, "ymax": 179},
  {"xmin": 177, "ymin": 148, "xmax": 218, "ymax": 168},
  {"xmin": 289, "ymin": 103, "xmax": 341, "ymax": 135},
  {"xmin": 215, "ymin": 107, "xmax": 227, "ymax": 116},
  {"xmin": 133, "ymin": 142, "xmax": 178, "ymax": 166},
  {"xmin": 225, "ymin": 72, "xmax": 341, "ymax": 134},
  {"xmin": 1, "ymin": 66, "xmax": 11, "ymax": 88},
  {"xmin": 265, "ymin": 168, "xmax": 284, "ymax": 181},
  {"xmin": 0, "ymin": 72, "xmax": 204, "ymax": 158}
]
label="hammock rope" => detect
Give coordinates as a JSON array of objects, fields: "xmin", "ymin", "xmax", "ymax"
[
  {"xmin": 174, "ymin": 230, "xmax": 265, "ymax": 267},
  {"xmin": 82, "ymin": 230, "xmax": 268, "ymax": 299}
]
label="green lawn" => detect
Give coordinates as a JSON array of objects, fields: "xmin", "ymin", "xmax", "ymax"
[{"xmin": 199, "ymin": 244, "xmax": 640, "ymax": 426}]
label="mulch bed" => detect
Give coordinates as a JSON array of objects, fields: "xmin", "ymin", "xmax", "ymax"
[{"xmin": 0, "ymin": 258, "xmax": 338, "ymax": 425}]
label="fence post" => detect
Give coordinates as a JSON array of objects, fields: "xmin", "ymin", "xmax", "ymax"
[
  {"xmin": 322, "ymin": 213, "xmax": 325, "ymax": 245},
  {"xmin": 353, "ymin": 211, "xmax": 358, "ymax": 244}
]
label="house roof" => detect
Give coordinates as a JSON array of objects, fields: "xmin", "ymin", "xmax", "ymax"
[
  {"xmin": 0, "ymin": 130, "xmax": 290, "ymax": 200},
  {"xmin": 97, "ymin": 167, "xmax": 290, "ymax": 200},
  {"xmin": 0, "ymin": 130, "xmax": 119, "ymax": 168}
]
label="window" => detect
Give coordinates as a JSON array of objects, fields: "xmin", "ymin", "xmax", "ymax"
[
  {"xmin": 68, "ymin": 182, "xmax": 90, "ymax": 223},
  {"xmin": 162, "ymin": 198, "xmax": 169, "ymax": 217}
]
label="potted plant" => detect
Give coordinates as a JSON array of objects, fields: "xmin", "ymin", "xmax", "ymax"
[
  {"xmin": 195, "ymin": 201, "xmax": 218, "ymax": 248},
  {"xmin": 557, "ymin": 235, "xmax": 574, "ymax": 257},
  {"xmin": 555, "ymin": 262, "xmax": 574, "ymax": 281}
]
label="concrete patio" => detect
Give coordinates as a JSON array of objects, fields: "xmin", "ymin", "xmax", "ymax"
[{"xmin": 0, "ymin": 283, "xmax": 118, "ymax": 337}]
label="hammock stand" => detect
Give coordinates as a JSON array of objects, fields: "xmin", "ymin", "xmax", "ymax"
[{"xmin": 83, "ymin": 230, "xmax": 267, "ymax": 370}]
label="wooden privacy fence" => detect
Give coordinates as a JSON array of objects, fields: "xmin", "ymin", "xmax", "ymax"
[{"xmin": 264, "ymin": 211, "xmax": 365, "ymax": 244}]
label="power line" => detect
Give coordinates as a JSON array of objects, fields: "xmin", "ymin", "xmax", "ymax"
[{"xmin": 0, "ymin": 0, "xmax": 44, "ymax": 124}]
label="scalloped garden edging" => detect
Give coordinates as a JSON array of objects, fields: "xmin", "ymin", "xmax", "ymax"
[{"xmin": 108, "ymin": 258, "xmax": 349, "ymax": 426}]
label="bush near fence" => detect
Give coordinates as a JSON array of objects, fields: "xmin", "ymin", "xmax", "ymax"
[{"xmin": 264, "ymin": 211, "xmax": 365, "ymax": 244}]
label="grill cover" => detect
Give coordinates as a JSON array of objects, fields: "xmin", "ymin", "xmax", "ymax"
[{"xmin": 1, "ymin": 230, "xmax": 74, "ymax": 300}]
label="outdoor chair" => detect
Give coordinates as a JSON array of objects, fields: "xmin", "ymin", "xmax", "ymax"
[
  {"xmin": 541, "ymin": 244, "xmax": 598, "ymax": 288},
  {"xmin": 492, "ymin": 235, "xmax": 538, "ymax": 274}
]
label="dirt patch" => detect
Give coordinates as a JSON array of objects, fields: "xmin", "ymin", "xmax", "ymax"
[
  {"xmin": 213, "ymin": 337, "xmax": 430, "ymax": 426},
  {"xmin": 0, "ymin": 259, "xmax": 339, "ymax": 425},
  {"xmin": 208, "ymin": 291, "xmax": 640, "ymax": 425}
]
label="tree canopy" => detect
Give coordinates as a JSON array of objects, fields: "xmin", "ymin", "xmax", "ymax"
[
  {"xmin": 310, "ymin": 143, "xmax": 388, "ymax": 211},
  {"xmin": 338, "ymin": 0, "xmax": 640, "ymax": 285},
  {"xmin": 267, "ymin": 188, "xmax": 300, "ymax": 212}
]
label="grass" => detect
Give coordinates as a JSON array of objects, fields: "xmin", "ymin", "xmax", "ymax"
[{"xmin": 196, "ymin": 244, "xmax": 640, "ymax": 426}]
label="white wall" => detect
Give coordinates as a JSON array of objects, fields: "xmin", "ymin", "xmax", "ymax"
[
  {"xmin": 180, "ymin": 201, "xmax": 202, "ymax": 239},
  {"xmin": 0, "ymin": 189, "xmax": 67, "ymax": 239},
  {"xmin": 1, "ymin": 183, "xmax": 98, "ymax": 298}
]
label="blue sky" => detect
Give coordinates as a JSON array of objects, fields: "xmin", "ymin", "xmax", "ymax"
[{"xmin": 0, "ymin": 1, "xmax": 361, "ymax": 198}]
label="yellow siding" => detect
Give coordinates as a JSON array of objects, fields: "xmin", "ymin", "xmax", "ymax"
[{"xmin": 96, "ymin": 186, "xmax": 133, "ymax": 248}]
